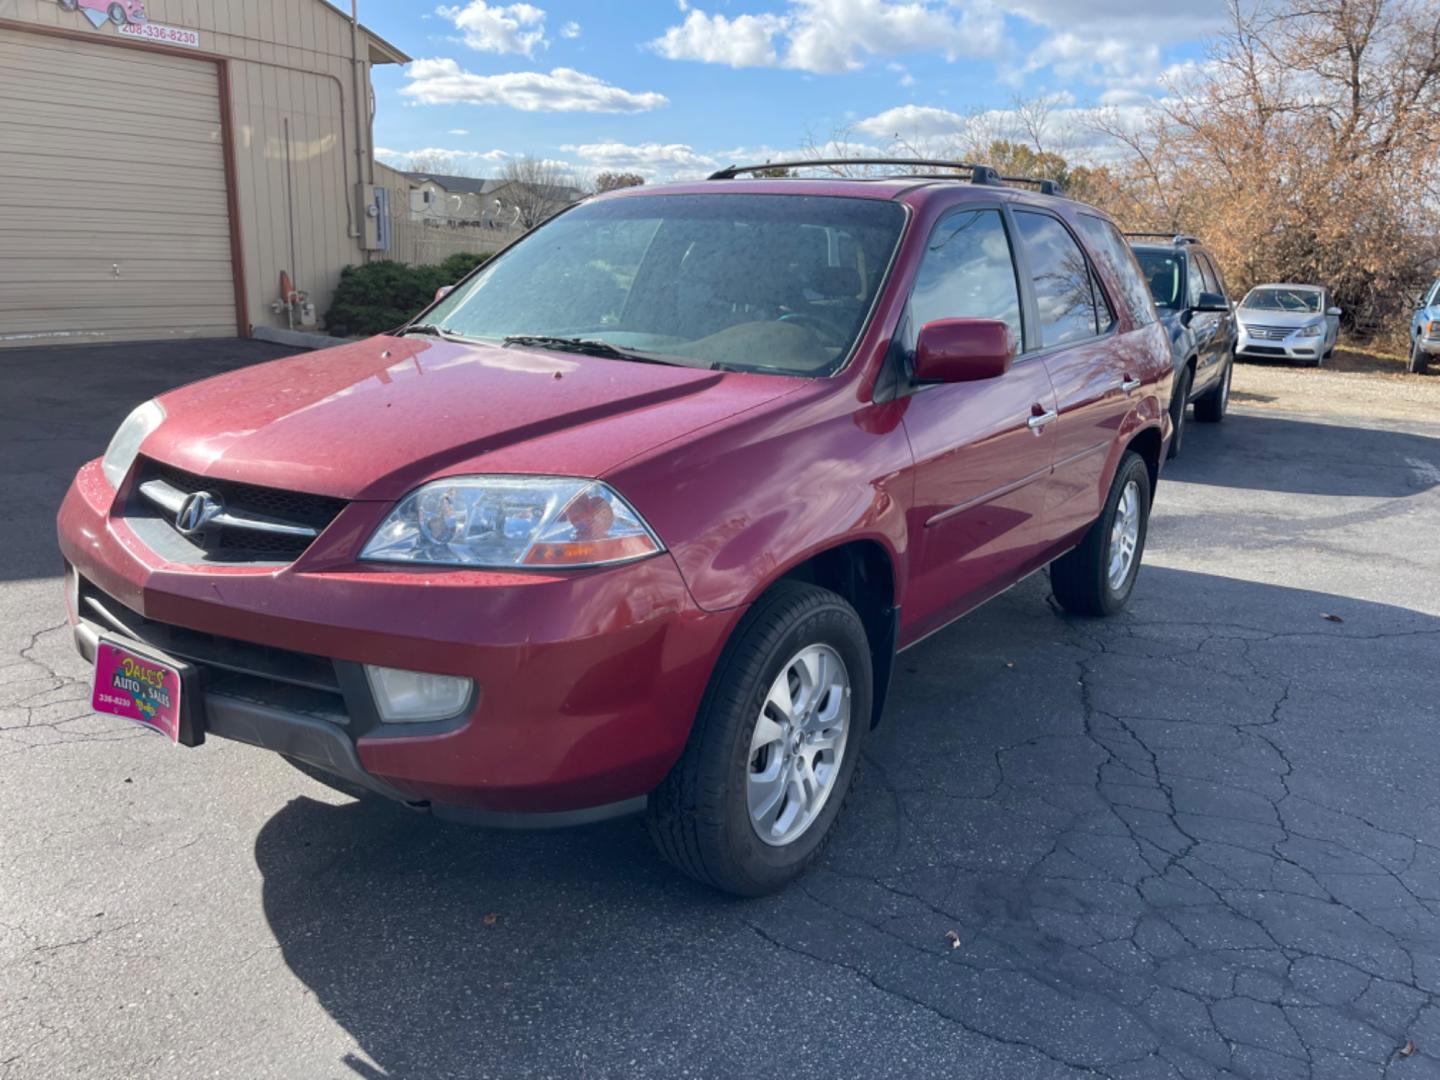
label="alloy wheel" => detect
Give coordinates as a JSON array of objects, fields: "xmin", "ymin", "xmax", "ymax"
[
  {"xmin": 747, "ymin": 644, "xmax": 851, "ymax": 847},
  {"xmin": 1107, "ymin": 480, "xmax": 1141, "ymax": 591}
]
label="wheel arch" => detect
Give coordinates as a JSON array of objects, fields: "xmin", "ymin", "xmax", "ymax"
[
  {"xmin": 1125, "ymin": 425, "xmax": 1163, "ymax": 499},
  {"xmin": 765, "ymin": 539, "xmax": 900, "ymax": 728}
]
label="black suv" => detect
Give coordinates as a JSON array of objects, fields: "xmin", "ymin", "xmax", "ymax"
[{"xmin": 1128, "ymin": 235, "xmax": 1237, "ymax": 458}]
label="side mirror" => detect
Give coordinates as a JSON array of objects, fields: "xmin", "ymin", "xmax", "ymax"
[
  {"xmin": 434, "ymin": 285, "xmax": 454, "ymax": 302},
  {"xmin": 1326, "ymin": 306, "xmax": 1341, "ymax": 317},
  {"xmin": 913, "ymin": 318, "xmax": 1014, "ymax": 383},
  {"xmin": 1193, "ymin": 291, "xmax": 1228, "ymax": 312}
]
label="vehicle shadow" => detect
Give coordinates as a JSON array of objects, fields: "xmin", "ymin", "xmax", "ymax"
[
  {"xmin": 1169, "ymin": 409, "xmax": 1440, "ymax": 496},
  {"xmin": 255, "ymin": 567, "xmax": 1440, "ymax": 1079}
]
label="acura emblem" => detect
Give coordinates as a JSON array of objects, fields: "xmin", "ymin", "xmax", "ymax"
[{"xmin": 175, "ymin": 491, "xmax": 223, "ymax": 535}]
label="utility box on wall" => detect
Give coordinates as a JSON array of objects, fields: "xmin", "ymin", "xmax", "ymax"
[{"xmin": 361, "ymin": 184, "xmax": 391, "ymax": 251}]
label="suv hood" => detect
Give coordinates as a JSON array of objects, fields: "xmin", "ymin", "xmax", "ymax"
[{"xmin": 141, "ymin": 336, "xmax": 798, "ymax": 500}]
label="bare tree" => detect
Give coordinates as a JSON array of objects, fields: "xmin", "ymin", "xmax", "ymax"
[
  {"xmin": 595, "ymin": 171, "xmax": 645, "ymax": 193},
  {"xmin": 498, "ymin": 157, "xmax": 583, "ymax": 230},
  {"xmin": 1089, "ymin": 0, "xmax": 1440, "ymax": 341},
  {"xmin": 405, "ymin": 152, "xmax": 484, "ymax": 178}
]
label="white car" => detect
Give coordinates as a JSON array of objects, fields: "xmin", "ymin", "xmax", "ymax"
[{"xmin": 1235, "ymin": 284, "xmax": 1341, "ymax": 367}]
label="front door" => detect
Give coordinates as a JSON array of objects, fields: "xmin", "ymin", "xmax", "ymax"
[{"xmin": 898, "ymin": 206, "xmax": 1058, "ymax": 644}]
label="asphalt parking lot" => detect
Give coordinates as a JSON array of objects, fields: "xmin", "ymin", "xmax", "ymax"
[{"xmin": 3, "ymin": 341, "xmax": 1440, "ymax": 1080}]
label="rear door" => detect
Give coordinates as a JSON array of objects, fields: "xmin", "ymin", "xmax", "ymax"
[
  {"xmin": 899, "ymin": 205, "xmax": 1058, "ymax": 643},
  {"xmin": 1010, "ymin": 209, "xmax": 1127, "ymax": 545}
]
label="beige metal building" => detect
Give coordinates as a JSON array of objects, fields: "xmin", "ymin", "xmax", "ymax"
[{"xmin": 0, "ymin": 0, "xmax": 408, "ymax": 348}]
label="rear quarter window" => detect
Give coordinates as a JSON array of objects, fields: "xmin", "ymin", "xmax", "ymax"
[{"xmin": 1078, "ymin": 214, "xmax": 1158, "ymax": 327}]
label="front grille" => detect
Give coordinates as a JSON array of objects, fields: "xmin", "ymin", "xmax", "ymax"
[
  {"xmin": 1244, "ymin": 324, "xmax": 1295, "ymax": 341},
  {"xmin": 1241, "ymin": 344, "xmax": 1286, "ymax": 355},
  {"xmin": 126, "ymin": 458, "xmax": 348, "ymax": 564},
  {"xmin": 78, "ymin": 577, "xmax": 349, "ymax": 723}
]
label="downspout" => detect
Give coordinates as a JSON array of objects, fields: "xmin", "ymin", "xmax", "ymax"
[{"xmin": 350, "ymin": 0, "xmax": 370, "ymax": 261}]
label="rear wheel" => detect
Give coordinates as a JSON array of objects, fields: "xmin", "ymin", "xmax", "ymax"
[
  {"xmin": 1410, "ymin": 338, "xmax": 1431, "ymax": 375},
  {"xmin": 1193, "ymin": 356, "xmax": 1231, "ymax": 423},
  {"xmin": 1166, "ymin": 365, "xmax": 1192, "ymax": 459},
  {"xmin": 1051, "ymin": 451, "xmax": 1152, "ymax": 617},
  {"xmin": 647, "ymin": 581, "xmax": 871, "ymax": 896}
]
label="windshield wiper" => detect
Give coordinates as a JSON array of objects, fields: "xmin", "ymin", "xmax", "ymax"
[
  {"xmin": 502, "ymin": 335, "xmax": 687, "ymax": 366},
  {"xmin": 398, "ymin": 323, "xmax": 465, "ymax": 339}
]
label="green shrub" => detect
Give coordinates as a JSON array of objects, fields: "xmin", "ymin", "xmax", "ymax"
[{"xmin": 324, "ymin": 254, "xmax": 493, "ymax": 338}]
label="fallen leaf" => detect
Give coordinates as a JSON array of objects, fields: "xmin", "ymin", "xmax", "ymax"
[
  {"xmin": 1400, "ymin": 1039, "xmax": 1416, "ymax": 1058},
  {"xmin": 483, "ymin": 913, "xmax": 499, "ymax": 926},
  {"xmin": 945, "ymin": 929, "xmax": 961, "ymax": 949},
  {"xmin": 1322, "ymin": 613, "xmax": 1344, "ymax": 623}
]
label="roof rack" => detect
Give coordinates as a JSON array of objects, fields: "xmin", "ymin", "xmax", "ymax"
[
  {"xmin": 1000, "ymin": 175, "xmax": 1063, "ymax": 197},
  {"xmin": 707, "ymin": 158, "xmax": 1006, "ymax": 186},
  {"xmin": 1123, "ymin": 232, "xmax": 1201, "ymax": 246}
]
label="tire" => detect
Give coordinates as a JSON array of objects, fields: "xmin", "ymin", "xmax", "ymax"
[
  {"xmin": 1410, "ymin": 339, "xmax": 1431, "ymax": 375},
  {"xmin": 1166, "ymin": 364, "xmax": 1192, "ymax": 460},
  {"xmin": 1193, "ymin": 355, "xmax": 1231, "ymax": 423},
  {"xmin": 1050, "ymin": 450, "xmax": 1152, "ymax": 618},
  {"xmin": 647, "ymin": 581, "xmax": 872, "ymax": 896},
  {"xmin": 58, "ymin": 0, "xmax": 78, "ymax": 10},
  {"xmin": 108, "ymin": 3, "xmax": 125, "ymax": 24}
]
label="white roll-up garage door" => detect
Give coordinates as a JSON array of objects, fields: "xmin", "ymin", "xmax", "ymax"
[{"xmin": 0, "ymin": 29, "xmax": 238, "ymax": 347}]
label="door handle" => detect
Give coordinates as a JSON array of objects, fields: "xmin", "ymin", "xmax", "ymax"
[
  {"xmin": 1121, "ymin": 377, "xmax": 1142, "ymax": 393},
  {"xmin": 1027, "ymin": 407, "xmax": 1058, "ymax": 430}
]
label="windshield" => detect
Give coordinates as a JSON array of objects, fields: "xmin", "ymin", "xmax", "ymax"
[
  {"xmin": 1134, "ymin": 250, "xmax": 1184, "ymax": 309},
  {"xmin": 1242, "ymin": 287, "xmax": 1321, "ymax": 313},
  {"xmin": 418, "ymin": 194, "xmax": 907, "ymax": 376}
]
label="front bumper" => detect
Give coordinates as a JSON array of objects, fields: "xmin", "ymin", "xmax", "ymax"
[
  {"xmin": 1236, "ymin": 327, "xmax": 1325, "ymax": 361},
  {"xmin": 59, "ymin": 459, "xmax": 740, "ymax": 821}
]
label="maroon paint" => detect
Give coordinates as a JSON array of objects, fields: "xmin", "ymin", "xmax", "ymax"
[{"xmin": 57, "ymin": 178, "xmax": 1172, "ymax": 814}]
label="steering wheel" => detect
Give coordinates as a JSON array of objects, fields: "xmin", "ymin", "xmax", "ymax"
[{"xmin": 777, "ymin": 312, "xmax": 844, "ymax": 345}]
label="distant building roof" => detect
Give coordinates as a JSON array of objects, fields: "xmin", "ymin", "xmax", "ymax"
[{"xmin": 405, "ymin": 173, "xmax": 504, "ymax": 196}]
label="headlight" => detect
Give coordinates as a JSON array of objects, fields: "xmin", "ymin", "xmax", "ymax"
[
  {"xmin": 1295, "ymin": 323, "xmax": 1323, "ymax": 338},
  {"xmin": 101, "ymin": 399, "xmax": 165, "ymax": 488},
  {"xmin": 1425, "ymin": 320, "xmax": 1440, "ymax": 340},
  {"xmin": 361, "ymin": 476, "xmax": 663, "ymax": 568}
]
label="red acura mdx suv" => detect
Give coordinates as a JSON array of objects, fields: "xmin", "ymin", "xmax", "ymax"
[{"xmin": 59, "ymin": 161, "xmax": 1171, "ymax": 895}]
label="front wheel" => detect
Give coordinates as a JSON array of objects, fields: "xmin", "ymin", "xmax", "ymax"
[
  {"xmin": 647, "ymin": 581, "xmax": 871, "ymax": 896},
  {"xmin": 1050, "ymin": 450, "xmax": 1152, "ymax": 617},
  {"xmin": 108, "ymin": 3, "xmax": 126, "ymax": 24},
  {"xmin": 1410, "ymin": 338, "xmax": 1431, "ymax": 375}
]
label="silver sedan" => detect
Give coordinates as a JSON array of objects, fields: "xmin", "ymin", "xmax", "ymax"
[{"xmin": 1235, "ymin": 284, "xmax": 1341, "ymax": 367}]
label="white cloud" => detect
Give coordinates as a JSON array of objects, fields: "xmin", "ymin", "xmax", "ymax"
[
  {"xmin": 437, "ymin": 1, "xmax": 548, "ymax": 57},
  {"xmin": 561, "ymin": 141, "xmax": 718, "ymax": 175},
  {"xmin": 650, "ymin": 10, "xmax": 787, "ymax": 68},
  {"xmin": 401, "ymin": 58, "xmax": 668, "ymax": 113},
  {"xmin": 854, "ymin": 98, "xmax": 1159, "ymax": 163},
  {"xmin": 560, "ymin": 20, "xmax": 580, "ymax": 38},
  {"xmin": 447, "ymin": 128, "xmax": 470, "ymax": 135},
  {"xmin": 650, "ymin": 0, "xmax": 1005, "ymax": 74},
  {"xmin": 376, "ymin": 146, "xmax": 512, "ymax": 170}
]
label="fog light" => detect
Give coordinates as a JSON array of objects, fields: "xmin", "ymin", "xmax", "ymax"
[{"xmin": 364, "ymin": 665, "xmax": 473, "ymax": 723}]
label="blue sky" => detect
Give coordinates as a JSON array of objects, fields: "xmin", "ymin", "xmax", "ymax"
[{"xmin": 360, "ymin": 0, "xmax": 1228, "ymax": 180}]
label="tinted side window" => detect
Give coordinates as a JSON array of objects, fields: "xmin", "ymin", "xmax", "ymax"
[
  {"xmin": 1197, "ymin": 252, "xmax": 1227, "ymax": 299},
  {"xmin": 908, "ymin": 208, "xmax": 1023, "ymax": 348},
  {"xmin": 1194, "ymin": 253, "xmax": 1221, "ymax": 297},
  {"xmin": 1014, "ymin": 210, "xmax": 1102, "ymax": 348},
  {"xmin": 1078, "ymin": 214, "xmax": 1157, "ymax": 326}
]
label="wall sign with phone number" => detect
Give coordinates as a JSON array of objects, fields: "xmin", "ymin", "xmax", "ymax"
[{"xmin": 118, "ymin": 21, "xmax": 201, "ymax": 49}]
